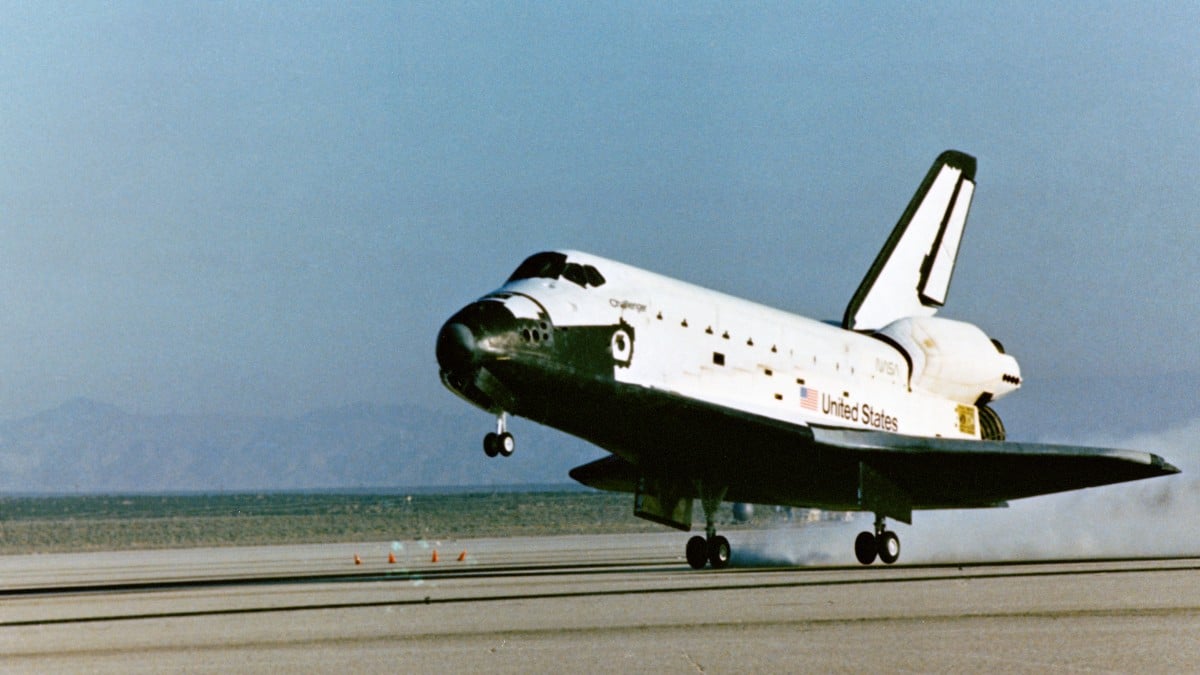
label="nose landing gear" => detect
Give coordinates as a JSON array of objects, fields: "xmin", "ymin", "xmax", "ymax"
[
  {"xmin": 854, "ymin": 513, "xmax": 901, "ymax": 565},
  {"xmin": 483, "ymin": 412, "xmax": 515, "ymax": 458}
]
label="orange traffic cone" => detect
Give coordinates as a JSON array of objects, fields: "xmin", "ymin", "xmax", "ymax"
[
  {"xmin": 457, "ymin": 550, "xmax": 467, "ymax": 562},
  {"xmin": 354, "ymin": 554, "xmax": 362, "ymax": 565},
  {"xmin": 388, "ymin": 551, "xmax": 397, "ymax": 564},
  {"xmin": 431, "ymin": 549, "xmax": 439, "ymax": 563}
]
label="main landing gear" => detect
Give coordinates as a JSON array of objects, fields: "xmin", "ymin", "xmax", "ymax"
[
  {"xmin": 483, "ymin": 412, "xmax": 514, "ymax": 458},
  {"xmin": 854, "ymin": 513, "xmax": 900, "ymax": 565},
  {"xmin": 685, "ymin": 488, "xmax": 731, "ymax": 570},
  {"xmin": 686, "ymin": 532, "xmax": 731, "ymax": 570}
]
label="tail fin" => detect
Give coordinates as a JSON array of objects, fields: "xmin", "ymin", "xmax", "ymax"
[{"xmin": 842, "ymin": 150, "xmax": 977, "ymax": 331}]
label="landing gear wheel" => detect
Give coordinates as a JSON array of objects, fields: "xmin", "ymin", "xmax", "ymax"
[
  {"xmin": 854, "ymin": 531, "xmax": 878, "ymax": 565},
  {"xmin": 685, "ymin": 536, "xmax": 708, "ymax": 569},
  {"xmin": 707, "ymin": 535, "xmax": 731, "ymax": 569},
  {"xmin": 496, "ymin": 432, "xmax": 515, "ymax": 457},
  {"xmin": 876, "ymin": 531, "xmax": 900, "ymax": 565},
  {"xmin": 483, "ymin": 433, "xmax": 500, "ymax": 458}
]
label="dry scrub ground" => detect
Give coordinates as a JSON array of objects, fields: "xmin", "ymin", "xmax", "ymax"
[{"xmin": 0, "ymin": 491, "xmax": 793, "ymax": 554}]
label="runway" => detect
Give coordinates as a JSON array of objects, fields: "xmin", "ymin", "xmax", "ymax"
[{"xmin": 3, "ymin": 531, "xmax": 1200, "ymax": 672}]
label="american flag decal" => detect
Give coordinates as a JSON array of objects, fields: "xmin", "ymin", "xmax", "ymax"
[{"xmin": 799, "ymin": 386, "xmax": 819, "ymax": 411}]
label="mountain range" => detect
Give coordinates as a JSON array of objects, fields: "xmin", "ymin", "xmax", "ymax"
[{"xmin": 0, "ymin": 398, "xmax": 599, "ymax": 493}]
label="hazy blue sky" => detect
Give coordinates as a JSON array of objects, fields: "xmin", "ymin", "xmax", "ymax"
[{"xmin": 0, "ymin": 2, "xmax": 1196, "ymax": 424}]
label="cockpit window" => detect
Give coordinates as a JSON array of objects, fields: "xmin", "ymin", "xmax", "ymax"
[
  {"xmin": 583, "ymin": 264, "xmax": 605, "ymax": 287},
  {"xmin": 561, "ymin": 263, "xmax": 588, "ymax": 287},
  {"xmin": 507, "ymin": 252, "xmax": 567, "ymax": 283},
  {"xmin": 507, "ymin": 251, "xmax": 606, "ymax": 289}
]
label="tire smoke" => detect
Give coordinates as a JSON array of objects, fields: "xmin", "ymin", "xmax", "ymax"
[{"xmin": 733, "ymin": 418, "xmax": 1200, "ymax": 566}]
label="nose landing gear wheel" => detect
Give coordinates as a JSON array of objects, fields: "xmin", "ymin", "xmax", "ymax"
[
  {"xmin": 685, "ymin": 536, "xmax": 708, "ymax": 569},
  {"xmin": 496, "ymin": 432, "xmax": 514, "ymax": 457},
  {"xmin": 483, "ymin": 432, "xmax": 500, "ymax": 458}
]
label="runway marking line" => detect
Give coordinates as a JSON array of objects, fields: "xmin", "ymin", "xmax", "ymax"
[{"xmin": 0, "ymin": 559, "xmax": 677, "ymax": 599}]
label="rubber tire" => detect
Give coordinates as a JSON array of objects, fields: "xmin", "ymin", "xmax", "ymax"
[
  {"xmin": 483, "ymin": 433, "xmax": 499, "ymax": 458},
  {"xmin": 854, "ymin": 531, "xmax": 877, "ymax": 565},
  {"xmin": 497, "ymin": 432, "xmax": 515, "ymax": 457},
  {"xmin": 877, "ymin": 531, "xmax": 900, "ymax": 565},
  {"xmin": 685, "ymin": 536, "xmax": 708, "ymax": 569},
  {"xmin": 707, "ymin": 535, "xmax": 731, "ymax": 569}
]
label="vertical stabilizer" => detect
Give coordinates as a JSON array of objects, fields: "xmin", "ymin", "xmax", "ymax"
[{"xmin": 842, "ymin": 151, "xmax": 977, "ymax": 331}]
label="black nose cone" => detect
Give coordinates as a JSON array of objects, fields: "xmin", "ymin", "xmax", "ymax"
[
  {"xmin": 436, "ymin": 300, "xmax": 519, "ymax": 378},
  {"xmin": 436, "ymin": 321, "xmax": 477, "ymax": 374}
]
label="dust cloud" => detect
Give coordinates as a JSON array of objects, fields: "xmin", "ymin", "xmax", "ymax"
[{"xmin": 733, "ymin": 418, "xmax": 1200, "ymax": 566}]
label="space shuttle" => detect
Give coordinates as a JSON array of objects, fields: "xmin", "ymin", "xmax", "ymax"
[{"xmin": 435, "ymin": 151, "xmax": 1177, "ymax": 568}]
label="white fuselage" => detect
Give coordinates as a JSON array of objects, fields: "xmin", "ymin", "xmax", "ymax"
[{"xmin": 493, "ymin": 250, "xmax": 1009, "ymax": 441}]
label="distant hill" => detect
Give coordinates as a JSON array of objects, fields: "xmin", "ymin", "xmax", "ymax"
[
  {"xmin": 3, "ymin": 369, "xmax": 1195, "ymax": 494},
  {"xmin": 0, "ymin": 398, "xmax": 601, "ymax": 493}
]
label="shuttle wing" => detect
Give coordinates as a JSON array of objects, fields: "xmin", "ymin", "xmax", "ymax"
[
  {"xmin": 808, "ymin": 426, "xmax": 1178, "ymax": 519},
  {"xmin": 843, "ymin": 151, "xmax": 977, "ymax": 331},
  {"xmin": 569, "ymin": 384, "xmax": 1178, "ymax": 522}
]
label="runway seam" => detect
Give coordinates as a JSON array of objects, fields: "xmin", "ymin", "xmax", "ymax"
[{"xmin": 0, "ymin": 561, "xmax": 677, "ymax": 599}]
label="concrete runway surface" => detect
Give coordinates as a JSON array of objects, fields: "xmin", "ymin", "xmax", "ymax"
[{"xmin": 2, "ymin": 531, "xmax": 1199, "ymax": 673}]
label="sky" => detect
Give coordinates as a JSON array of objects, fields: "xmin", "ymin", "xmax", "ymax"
[{"xmin": 0, "ymin": 2, "xmax": 1196, "ymax": 432}]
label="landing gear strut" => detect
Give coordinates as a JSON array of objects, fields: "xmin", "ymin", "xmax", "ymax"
[
  {"xmin": 854, "ymin": 513, "xmax": 900, "ymax": 565},
  {"xmin": 483, "ymin": 412, "xmax": 514, "ymax": 458},
  {"xmin": 685, "ymin": 487, "xmax": 730, "ymax": 570}
]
